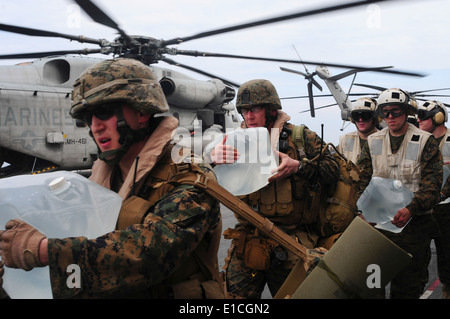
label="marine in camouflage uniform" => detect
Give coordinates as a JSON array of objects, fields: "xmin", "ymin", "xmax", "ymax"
[
  {"xmin": 0, "ymin": 59, "xmax": 224, "ymax": 299},
  {"xmin": 417, "ymin": 100, "xmax": 450, "ymax": 298},
  {"xmin": 212, "ymin": 79, "xmax": 340, "ymax": 298},
  {"xmin": 357, "ymin": 89, "xmax": 443, "ymax": 299}
]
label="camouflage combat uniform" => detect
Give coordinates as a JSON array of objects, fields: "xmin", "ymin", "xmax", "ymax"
[
  {"xmin": 431, "ymin": 132, "xmax": 450, "ymax": 297},
  {"xmin": 224, "ymin": 110, "xmax": 340, "ymax": 299},
  {"xmin": 47, "ymin": 117, "xmax": 223, "ymax": 298},
  {"xmin": 357, "ymin": 123, "xmax": 443, "ymax": 298}
]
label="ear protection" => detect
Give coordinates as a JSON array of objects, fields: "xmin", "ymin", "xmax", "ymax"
[
  {"xmin": 420, "ymin": 100, "xmax": 447, "ymax": 125},
  {"xmin": 434, "ymin": 111, "xmax": 445, "ymax": 125}
]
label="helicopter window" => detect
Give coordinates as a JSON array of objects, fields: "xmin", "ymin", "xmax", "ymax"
[
  {"xmin": 43, "ymin": 59, "xmax": 70, "ymax": 85},
  {"xmin": 75, "ymin": 119, "xmax": 87, "ymax": 128}
]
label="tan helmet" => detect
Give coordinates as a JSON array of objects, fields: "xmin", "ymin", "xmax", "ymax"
[
  {"xmin": 350, "ymin": 97, "xmax": 381, "ymax": 124},
  {"xmin": 418, "ymin": 100, "xmax": 448, "ymax": 125},
  {"xmin": 235, "ymin": 79, "xmax": 282, "ymax": 113},
  {"xmin": 377, "ymin": 88, "xmax": 417, "ymax": 116},
  {"xmin": 70, "ymin": 58, "xmax": 169, "ymax": 120}
]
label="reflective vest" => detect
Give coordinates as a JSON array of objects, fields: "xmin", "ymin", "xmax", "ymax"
[{"xmin": 367, "ymin": 124, "xmax": 431, "ymax": 192}]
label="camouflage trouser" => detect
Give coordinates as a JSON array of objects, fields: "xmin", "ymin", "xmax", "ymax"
[
  {"xmin": 431, "ymin": 205, "xmax": 450, "ymax": 288},
  {"xmin": 379, "ymin": 214, "xmax": 434, "ymax": 299},
  {"xmin": 224, "ymin": 240, "xmax": 292, "ymax": 299}
]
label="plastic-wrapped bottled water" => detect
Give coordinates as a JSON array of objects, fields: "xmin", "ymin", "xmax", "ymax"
[
  {"xmin": 0, "ymin": 171, "xmax": 123, "ymax": 299},
  {"xmin": 357, "ymin": 177, "xmax": 413, "ymax": 233}
]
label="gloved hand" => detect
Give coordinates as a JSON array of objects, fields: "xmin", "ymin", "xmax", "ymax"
[{"xmin": 0, "ymin": 219, "xmax": 46, "ymax": 271}]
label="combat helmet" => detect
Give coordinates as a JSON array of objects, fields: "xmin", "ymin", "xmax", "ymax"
[
  {"xmin": 377, "ymin": 88, "xmax": 417, "ymax": 117},
  {"xmin": 70, "ymin": 58, "xmax": 169, "ymax": 165},
  {"xmin": 418, "ymin": 100, "xmax": 448, "ymax": 125},
  {"xmin": 236, "ymin": 79, "xmax": 282, "ymax": 113},
  {"xmin": 70, "ymin": 58, "xmax": 168, "ymax": 120},
  {"xmin": 350, "ymin": 97, "xmax": 381, "ymax": 124}
]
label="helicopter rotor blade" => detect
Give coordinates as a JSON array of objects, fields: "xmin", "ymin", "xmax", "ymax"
[
  {"xmin": 355, "ymin": 84, "xmax": 450, "ymax": 97},
  {"xmin": 413, "ymin": 94, "xmax": 450, "ymax": 98},
  {"xmin": 162, "ymin": 0, "xmax": 390, "ymax": 46},
  {"xmin": 0, "ymin": 49, "xmax": 102, "ymax": 60},
  {"xmin": 0, "ymin": 23, "xmax": 102, "ymax": 45},
  {"xmin": 279, "ymin": 66, "xmax": 308, "ymax": 77},
  {"xmin": 281, "ymin": 92, "xmax": 378, "ymax": 100},
  {"xmin": 173, "ymin": 50, "xmax": 425, "ymax": 77},
  {"xmin": 300, "ymin": 101, "xmax": 340, "ymax": 113},
  {"xmin": 307, "ymin": 81, "xmax": 315, "ymax": 117},
  {"xmin": 311, "ymin": 77, "xmax": 323, "ymax": 92},
  {"xmin": 354, "ymin": 83, "xmax": 387, "ymax": 91},
  {"xmin": 328, "ymin": 66, "xmax": 393, "ymax": 81},
  {"xmin": 74, "ymin": 0, "xmax": 135, "ymax": 44},
  {"xmin": 410, "ymin": 88, "xmax": 450, "ymax": 95},
  {"xmin": 161, "ymin": 58, "xmax": 241, "ymax": 88}
]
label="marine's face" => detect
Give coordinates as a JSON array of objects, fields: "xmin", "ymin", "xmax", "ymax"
[
  {"xmin": 418, "ymin": 117, "xmax": 434, "ymax": 133},
  {"xmin": 381, "ymin": 105, "xmax": 408, "ymax": 135},
  {"xmin": 242, "ymin": 106, "xmax": 267, "ymax": 128},
  {"xmin": 89, "ymin": 104, "xmax": 144, "ymax": 157},
  {"xmin": 355, "ymin": 119, "xmax": 375, "ymax": 135}
]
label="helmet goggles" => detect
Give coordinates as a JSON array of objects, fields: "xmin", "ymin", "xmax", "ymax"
[
  {"xmin": 417, "ymin": 108, "xmax": 439, "ymax": 121},
  {"xmin": 351, "ymin": 111, "xmax": 373, "ymax": 122},
  {"xmin": 379, "ymin": 105, "xmax": 406, "ymax": 118}
]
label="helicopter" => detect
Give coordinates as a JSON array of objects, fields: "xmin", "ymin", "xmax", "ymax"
[
  {"xmin": 0, "ymin": 0, "xmax": 426, "ymax": 177},
  {"xmin": 0, "ymin": 55, "xmax": 240, "ymax": 176},
  {"xmin": 280, "ymin": 64, "xmax": 450, "ymax": 130}
]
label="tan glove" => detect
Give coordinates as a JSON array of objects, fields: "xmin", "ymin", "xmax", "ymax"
[{"xmin": 0, "ymin": 219, "xmax": 46, "ymax": 271}]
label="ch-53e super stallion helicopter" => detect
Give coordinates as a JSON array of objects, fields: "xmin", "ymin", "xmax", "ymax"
[
  {"xmin": 0, "ymin": 0, "xmax": 425, "ymax": 177},
  {"xmin": 281, "ymin": 63, "xmax": 450, "ymax": 130}
]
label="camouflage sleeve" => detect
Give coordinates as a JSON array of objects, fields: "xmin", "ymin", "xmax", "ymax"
[
  {"xmin": 47, "ymin": 185, "xmax": 220, "ymax": 298},
  {"xmin": 407, "ymin": 137, "xmax": 443, "ymax": 215},
  {"xmin": 301, "ymin": 127, "xmax": 340, "ymax": 185},
  {"xmin": 442, "ymin": 169, "xmax": 450, "ymax": 198},
  {"xmin": 356, "ymin": 142, "xmax": 373, "ymax": 197}
]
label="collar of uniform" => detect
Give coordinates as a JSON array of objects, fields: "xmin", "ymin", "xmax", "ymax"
[{"xmin": 89, "ymin": 116, "xmax": 179, "ymax": 199}]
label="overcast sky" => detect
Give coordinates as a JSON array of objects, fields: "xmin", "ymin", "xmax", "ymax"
[{"xmin": 1, "ymin": 0, "xmax": 449, "ymax": 144}]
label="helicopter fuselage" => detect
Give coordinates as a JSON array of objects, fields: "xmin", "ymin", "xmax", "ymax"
[{"xmin": 0, "ymin": 55, "xmax": 240, "ymax": 176}]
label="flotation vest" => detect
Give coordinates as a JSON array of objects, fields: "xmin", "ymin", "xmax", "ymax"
[{"xmin": 368, "ymin": 124, "xmax": 431, "ymax": 192}]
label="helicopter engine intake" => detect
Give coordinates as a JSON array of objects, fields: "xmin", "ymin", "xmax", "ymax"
[{"xmin": 159, "ymin": 77, "xmax": 235, "ymax": 109}]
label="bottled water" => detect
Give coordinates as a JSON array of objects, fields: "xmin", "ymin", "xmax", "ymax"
[
  {"xmin": 357, "ymin": 177, "xmax": 413, "ymax": 233},
  {"xmin": 0, "ymin": 171, "xmax": 122, "ymax": 299}
]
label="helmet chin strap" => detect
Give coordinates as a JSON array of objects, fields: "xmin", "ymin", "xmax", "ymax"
[{"xmin": 93, "ymin": 107, "xmax": 153, "ymax": 166}]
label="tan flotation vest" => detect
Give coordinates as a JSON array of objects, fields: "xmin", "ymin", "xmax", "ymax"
[
  {"xmin": 439, "ymin": 128, "xmax": 450, "ymax": 163},
  {"xmin": 368, "ymin": 124, "xmax": 431, "ymax": 192},
  {"xmin": 116, "ymin": 147, "xmax": 224, "ymax": 299},
  {"xmin": 339, "ymin": 131, "xmax": 362, "ymax": 164}
]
